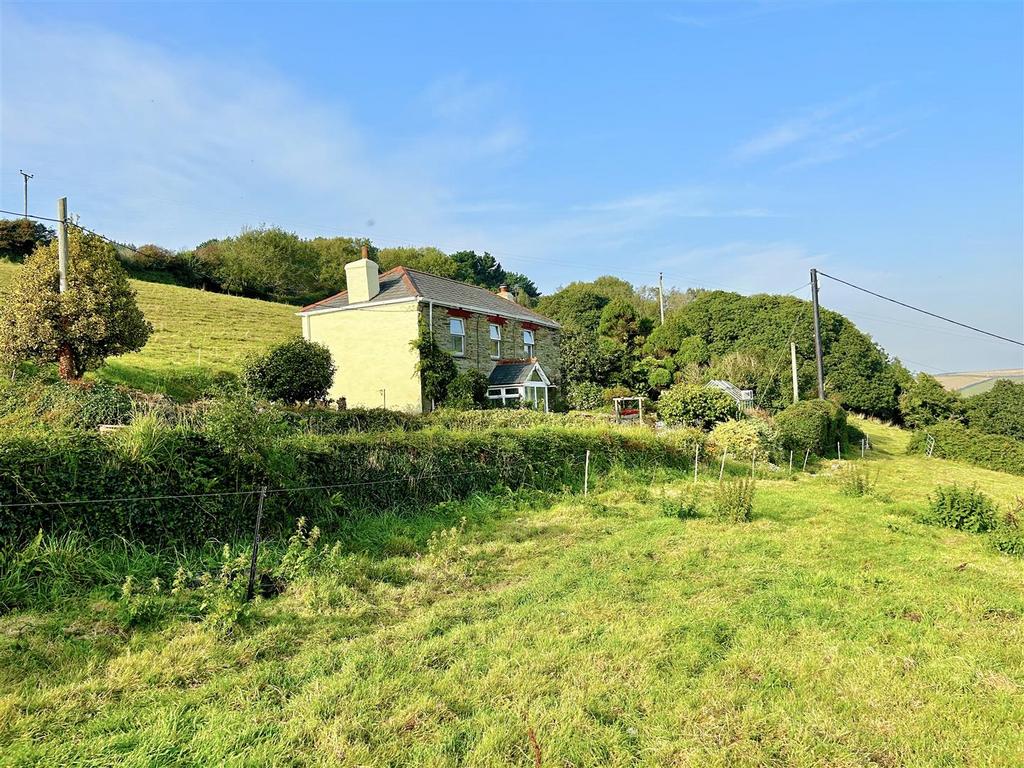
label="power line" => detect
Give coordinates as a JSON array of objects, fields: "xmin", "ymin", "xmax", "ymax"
[{"xmin": 817, "ymin": 270, "xmax": 1024, "ymax": 347}]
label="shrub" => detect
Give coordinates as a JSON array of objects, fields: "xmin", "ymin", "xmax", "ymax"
[
  {"xmin": 282, "ymin": 406, "xmax": 419, "ymax": 434},
  {"xmin": 566, "ymin": 382, "xmax": 604, "ymax": 411},
  {"xmin": 710, "ymin": 417, "xmax": 777, "ymax": 460},
  {"xmin": 710, "ymin": 478, "xmax": 755, "ymax": 522},
  {"xmin": 601, "ymin": 385, "xmax": 633, "ymax": 407},
  {"xmin": 242, "ymin": 337, "xmax": 335, "ymax": 404},
  {"xmin": 202, "ymin": 394, "xmax": 289, "ymax": 461},
  {"xmin": 656, "ymin": 384, "xmax": 735, "ymax": 429},
  {"xmin": 647, "ymin": 366, "xmax": 672, "ymax": 389},
  {"xmin": 0, "ymin": 424, "xmax": 693, "ymax": 545},
  {"xmin": 907, "ymin": 422, "xmax": 1024, "ymax": 476},
  {"xmin": 443, "ymin": 369, "xmax": 489, "ymax": 409},
  {"xmin": 775, "ymin": 399, "xmax": 847, "ymax": 455},
  {"xmin": 923, "ymin": 484, "xmax": 998, "ymax": 533}
]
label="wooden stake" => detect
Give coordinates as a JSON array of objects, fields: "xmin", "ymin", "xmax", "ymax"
[
  {"xmin": 802, "ymin": 447, "xmax": 810, "ymax": 471},
  {"xmin": 585, "ymin": 450, "xmax": 591, "ymax": 495},
  {"xmin": 719, "ymin": 451, "xmax": 727, "ymax": 481},
  {"xmin": 837, "ymin": 441, "xmax": 842, "ymax": 460},
  {"xmin": 245, "ymin": 485, "xmax": 267, "ymax": 602},
  {"xmin": 789, "ymin": 449, "xmax": 793, "ymax": 474},
  {"xmin": 693, "ymin": 443, "xmax": 700, "ymax": 482}
]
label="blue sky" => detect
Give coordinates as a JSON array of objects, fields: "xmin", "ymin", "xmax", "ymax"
[{"xmin": 2, "ymin": 1, "xmax": 1021, "ymax": 372}]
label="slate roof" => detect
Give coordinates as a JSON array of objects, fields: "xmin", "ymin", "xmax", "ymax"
[
  {"xmin": 488, "ymin": 362, "xmax": 552, "ymax": 386},
  {"xmin": 299, "ymin": 266, "xmax": 559, "ymax": 328}
]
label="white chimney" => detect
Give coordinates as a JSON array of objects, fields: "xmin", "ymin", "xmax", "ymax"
[
  {"xmin": 345, "ymin": 245, "xmax": 379, "ymax": 304},
  {"xmin": 497, "ymin": 284, "xmax": 515, "ymax": 301}
]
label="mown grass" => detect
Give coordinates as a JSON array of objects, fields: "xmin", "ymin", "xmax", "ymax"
[
  {"xmin": 0, "ymin": 261, "xmax": 298, "ymax": 398},
  {"xmin": 1, "ymin": 421, "xmax": 1022, "ymax": 766}
]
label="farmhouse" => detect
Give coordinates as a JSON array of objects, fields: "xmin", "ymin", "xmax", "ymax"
[{"xmin": 298, "ymin": 253, "xmax": 561, "ymax": 413}]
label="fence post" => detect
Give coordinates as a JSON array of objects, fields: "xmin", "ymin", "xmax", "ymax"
[
  {"xmin": 837, "ymin": 441, "xmax": 842, "ymax": 460},
  {"xmin": 693, "ymin": 443, "xmax": 700, "ymax": 482},
  {"xmin": 751, "ymin": 452, "xmax": 756, "ymax": 478},
  {"xmin": 719, "ymin": 451, "xmax": 727, "ymax": 481},
  {"xmin": 789, "ymin": 449, "xmax": 793, "ymax": 474},
  {"xmin": 802, "ymin": 447, "xmax": 810, "ymax": 471},
  {"xmin": 583, "ymin": 450, "xmax": 590, "ymax": 496},
  {"xmin": 861, "ymin": 438, "xmax": 865, "ymax": 458},
  {"xmin": 245, "ymin": 485, "xmax": 267, "ymax": 602}
]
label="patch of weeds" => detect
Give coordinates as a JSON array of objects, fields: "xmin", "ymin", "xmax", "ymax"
[
  {"xmin": 990, "ymin": 497, "xmax": 1024, "ymax": 558},
  {"xmin": 660, "ymin": 486, "xmax": 701, "ymax": 520},
  {"xmin": 710, "ymin": 478, "xmax": 755, "ymax": 523},
  {"xmin": 921, "ymin": 483, "xmax": 999, "ymax": 533},
  {"xmin": 833, "ymin": 463, "xmax": 877, "ymax": 497},
  {"xmin": 117, "ymin": 575, "xmax": 167, "ymax": 629},
  {"xmin": 382, "ymin": 534, "xmax": 420, "ymax": 558},
  {"xmin": 573, "ymin": 497, "xmax": 613, "ymax": 517},
  {"xmin": 426, "ymin": 517, "xmax": 467, "ymax": 568}
]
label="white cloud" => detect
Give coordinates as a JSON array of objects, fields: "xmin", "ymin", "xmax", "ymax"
[
  {"xmin": 732, "ymin": 89, "xmax": 904, "ymax": 168},
  {"xmin": 0, "ymin": 15, "xmax": 518, "ymax": 250}
]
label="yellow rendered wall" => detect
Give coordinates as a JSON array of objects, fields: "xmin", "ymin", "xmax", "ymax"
[{"xmin": 304, "ymin": 301, "xmax": 424, "ymax": 413}]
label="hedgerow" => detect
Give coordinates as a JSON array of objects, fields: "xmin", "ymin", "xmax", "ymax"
[
  {"xmin": 0, "ymin": 425, "xmax": 695, "ymax": 546},
  {"xmin": 774, "ymin": 400, "xmax": 847, "ymax": 455},
  {"xmin": 907, "ymin": 422, "xmax": 1024, "ymax": 476}
]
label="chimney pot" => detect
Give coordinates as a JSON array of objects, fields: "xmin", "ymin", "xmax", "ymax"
[{"xmin": 498, "ymin": 284, "xmax": 515, "ymax": 301}]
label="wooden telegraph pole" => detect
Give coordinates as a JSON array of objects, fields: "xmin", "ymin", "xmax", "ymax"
[
  {"xmin": 809, "ymin": 268, "xmax": 825, "ymax": 399},
  {"xmin": 790, "ymin": 341, "xmax": 800, "ymax": 403},
  {"xmin": 19, "ymin": 170, "xmax": 33, "ymax": 217},
  {"xmin": 658, "ymin": 272, "xmax": 665, "ymax": 325},
  {"xmin": 56, "ymin": 197, "xmax": 73, "ymax": 379}
]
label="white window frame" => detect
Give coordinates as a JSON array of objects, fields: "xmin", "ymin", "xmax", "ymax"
[
  {"xmin": 489, "ymin": 323, "xmax": 502, "ymax": 359},
  {"xmin": 523, "ymin": 329, "xmax": 535, "ymax": 358},
  {"xmin": 449, "ymin": 317, "xmax": 465, "ymax": 356}
]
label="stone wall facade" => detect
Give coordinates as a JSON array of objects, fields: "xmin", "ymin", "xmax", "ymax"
[{"xmin": 420, "ymin": 304, "xmax": 561, "ymax": 386}]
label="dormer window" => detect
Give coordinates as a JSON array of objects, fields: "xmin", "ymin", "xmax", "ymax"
[
  {"xmin": 523, "ymin": 329, "xmax": 535, "ymax": 358},
  {"xmin": 449, "ymin": 317, "xmax": 465, "ymax": 356},
  {"xmin": 489, "ymin": 323, "xmax": 502, "ymax": 359}
]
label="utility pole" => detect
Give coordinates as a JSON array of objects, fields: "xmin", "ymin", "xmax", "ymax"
[
  {"xmin": 19, "ymin": 170, "xmax": 33, "ymax": 217},
  {"xmin": 810, "ymin": 268, "xmax": 825, "ymax": 399},
  {"xmin": 57, "ymin": 198, "xmax": 68, "ymax": 293},
  {"xmin": 658, "ymin": 272, "xmax": 665, "ymax": 325},
  {"xmin": 790, "ymin": 341, "xmax": 800, "ymax": 403}
]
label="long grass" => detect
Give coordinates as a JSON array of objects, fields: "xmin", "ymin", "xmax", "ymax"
[{"xmin": 0, "ymin": 419, "xmax": 1022, "ymax": 765}]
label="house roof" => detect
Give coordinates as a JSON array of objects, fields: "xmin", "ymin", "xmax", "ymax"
[
  {"xmin": 298, "ymin": 266, "xmax": 559, "ymax": 328},
  {"xmin": 488, "ymin": 361, "xmax": 552, "ymax": 387}
]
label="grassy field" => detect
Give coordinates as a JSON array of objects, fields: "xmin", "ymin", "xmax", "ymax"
[
  {"xmin": 0, "ymin": 261, "xmax": 298, "ymax": 398},
  {"xmin": 0, "ymin": 419, "xmax": 1021, "ymax": 767}
]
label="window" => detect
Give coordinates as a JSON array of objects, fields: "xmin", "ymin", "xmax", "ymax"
[
  {"xmin": 487, "ymin": 386, "xmax": 521, "ymax": 408},
  {"xmin": 523, "ymin": 329, "xmax": 535, "ymax": 358},
  {"xmin": 449, "ymin": 317, "xmax": 465, "ymax": 356},
  {"xmin": 489, "ymin": 323, "xmax": 502, "ymax": 359}
]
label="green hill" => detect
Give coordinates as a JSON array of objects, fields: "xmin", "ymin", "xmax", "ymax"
[{"xmin": 0, "ymin": 260, "xmax": 299, "ymax": 398}]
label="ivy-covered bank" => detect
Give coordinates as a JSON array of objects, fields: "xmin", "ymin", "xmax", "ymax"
[{"xmin": 0, "ymin": 426, "xmax": 696, "ymax": 545}]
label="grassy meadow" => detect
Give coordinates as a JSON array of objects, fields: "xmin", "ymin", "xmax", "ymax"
[
  {"xmin": 1, "ymin": 419, "xmax": 1021, "ymax": 767},
  {"xmin": 0, "ymin": 261, "xmax": 298, "ymax": 398}
]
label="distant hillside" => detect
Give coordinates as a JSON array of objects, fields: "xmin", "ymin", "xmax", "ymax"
[{"xmin": 0, "ymin": 261, "xmax": 298, "ymax": 398}]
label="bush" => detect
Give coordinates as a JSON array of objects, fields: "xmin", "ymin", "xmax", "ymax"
[
  {"xmin": 601, "ymin": 385, "xmax": 633, "ymax": 407},
  {"xmin": 922, "ymin": 484, "xmax": 998, "ymax": 533},
  {"xmin": 660, "ymin": 486, "xmax": 701, "ymax": 519},
  {"xmin": 242, "ymin": 337, "xmax": 335, "ymax": 404},
  {"xmin": 710, "ymin": 478, "xmax": 755, "ymax": 522},
  {"xmin": 0, "ymin": 424, "xmax": 694, "ymax": 545},
  {"xmin": 282, "ymin": 406, "xmax": 419, "ymax": 434},
  {"xmin": 775, "ymin": 399, "xmax": 847, "ymax": 455},
  {"xmin": 566, "ymin": 382, "xmax": 604, "ymax": 411},
  {"xmin": 443, "ymin": 369, "xmax": 489, "ymax": 409},
  {"xmin": 656, "ymin": 384, "xmax": 735, "ymax": 429},
  {"xmin": 907, "ymin": 422, "xmax": 1024, "ymax": 476},
  {"xmin": 709, "ymin": 417, "xmax": 777, "ymax": 460}
]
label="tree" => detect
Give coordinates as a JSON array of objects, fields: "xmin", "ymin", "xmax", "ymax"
[
  {"xmin": 451, "ymin": 250, "xmax": 505, "ymax": 289},
  {"xmin": 242, "ymin": 337, "xmax": 335, "ymax": 404},
  {"xmin": 598, "ymin": 299, "xmax": 645, "ymax": 348},
  {"xmin": 0, "ymin": 218, "xmax": 54, "ymax": 262},
  {"xmin": 897, "ymin": 373, "xmax": 965, "ymax": 429},
  {"xmin": 0, "ymin": 228, "xmax": 152, "ymax": 379},
  {"xmin": 966, "ymin": 379, "xmax": 1024, "ymax": 440},
  {"xmin": 201, "ymin": 227, "xmax": 322, "ymax": 303},
  {"xmin": 536, "ymin": 285, "xmax": 609, "ymax": 333},
  {"xmin": 378, "ymin": 246, "xmax": 459, "ymax": 279}
]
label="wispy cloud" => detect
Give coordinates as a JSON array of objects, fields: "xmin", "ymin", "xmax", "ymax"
[
  {"xmin": 732, "ymin": 88, "xmax": 904, "ymax": 168},
  {"xmin": 570, "ymin": 188, "xmax": 782, "ymax": 218}
]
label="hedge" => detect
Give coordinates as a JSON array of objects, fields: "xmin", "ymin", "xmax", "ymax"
[
  {"xmin": 907, "ymin": 422, "xmax": 1024, "ymax": 476},
  {"xmin": 0, "ymin": 425, "xmax": 695, "ymax": 545},
  {"xmin": 774, "ymin": 400, "xmax": 847, "ymax": 455}
]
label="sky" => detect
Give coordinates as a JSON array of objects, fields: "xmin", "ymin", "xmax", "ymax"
[{"xmin": 1, "ymin": 0, "xmax": 1022, "ymax": 373}]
